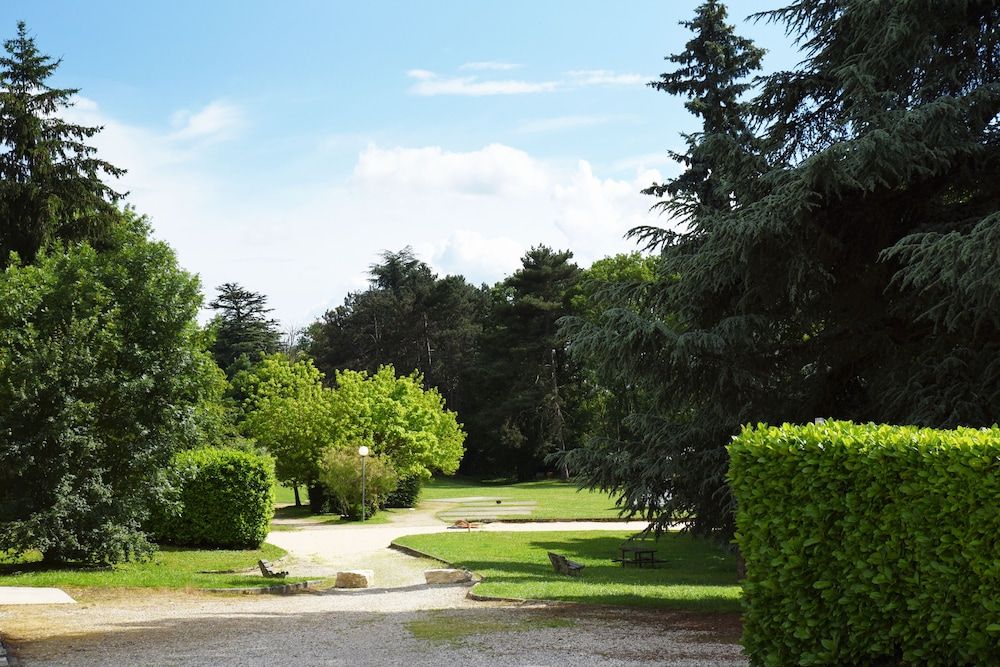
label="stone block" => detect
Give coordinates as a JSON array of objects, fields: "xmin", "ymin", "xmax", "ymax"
[
  {"xmin": 335, "ymin": 570, "xmax": 374, "ymax": 588},
  {"xmin": 424, "ymin": 568, "xmax": 473, "ymax": 584}
]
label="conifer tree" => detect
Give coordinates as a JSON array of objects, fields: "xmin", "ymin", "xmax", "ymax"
[
  {"xmin": 0, "ymin": 21, "xmax": 124, "ymax": 265},
  {"xmin": 565, "ymin": 1, "xmax": 1000, "ymax": 539},
  {"xmin": 208, "ymin": 283, "xmax": 282, "ymax": 374}
]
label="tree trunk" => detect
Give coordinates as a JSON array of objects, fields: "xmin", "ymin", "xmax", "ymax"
[{"xmin": 293, "ymin": 484, "xmax": 301, "ymax": 507}]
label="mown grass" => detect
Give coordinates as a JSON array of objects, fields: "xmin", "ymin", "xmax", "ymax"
[
  {"xmin": 394, "ymin": 530, "xmax": 741, "ymax": 613},
  {"xmin": 0, "ymin": 542, "xmax": 310, "ymax": 590},
  {"xmin": 423, "ymin": 476, "xmax": 623, "ymax": 521},
  {"xmin": 271, "ymin": 504, "xmax": 394, "ymax": 526}
]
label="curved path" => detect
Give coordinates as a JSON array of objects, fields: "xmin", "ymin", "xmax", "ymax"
[{"xmin": 0, "ymin": 502, "xmax": 746, "ymax": 666}]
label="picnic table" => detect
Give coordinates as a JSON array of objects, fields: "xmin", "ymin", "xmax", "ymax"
[{"xmin": 617, "ymin": 544, "xmax": 659, "ymax": 568}]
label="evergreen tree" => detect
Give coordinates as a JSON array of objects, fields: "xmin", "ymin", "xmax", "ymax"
[
  {"xmin": 307, "ymin": 248, "xmax": 484, "ymax": 411},
  {"xmin": 0, "ymin": 21, "xmax": 124, "ymax": 266},
  {"xmin": 208, "ymin": 282, "xmax": 282, "ymax": 374},
  {"xmin": 566, "ymin": 0, "xmax": 1000, "ymax": 540},
  {"xmin": 465, "ymin": 246, "xmax": 588, "ymax": 479}
]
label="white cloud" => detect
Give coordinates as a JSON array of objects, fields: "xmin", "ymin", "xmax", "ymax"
[
  {"xmin": 407, "ymin": 70, "xmax": 559, "ymax": 96},
  {"xmin": 567, "ymin": 69, "xmax": 647, "ymax": 86},
  {"xmin": 459, "ymin": 61, "xmax": 521, "ymax": 71},
  {"xmin": 169, "ymin": 101, "xmax": 246, "ymax": 141},
  {"xmin": 61, "ymin": 97, "xmax": 670, "ymax": 326},
  {"xmin": 406, "ymin": 67, "xmax": 645, "ymax": 96}
]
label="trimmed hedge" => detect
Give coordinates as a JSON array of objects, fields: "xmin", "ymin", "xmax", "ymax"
[
  {"xmin": 728, "ymin": 421, "xmax": 1000, "ymax": 666},
  {"xmin": 150, "ymin": 447, "xmax": 275, "ymax": 549}
]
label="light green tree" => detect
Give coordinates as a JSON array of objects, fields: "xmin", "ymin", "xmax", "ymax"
[
  {"xmin": 232, "ymin": 354, "xmax": 336, "ymax": 505},
  {"xmin": 330, "ymin": 366, "xmax": 465, "ymax": 480}
]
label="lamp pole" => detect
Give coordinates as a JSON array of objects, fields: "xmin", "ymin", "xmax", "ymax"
[{"xmin": 358, "ymin": 445, "xmax": 369, "ymax": 522}]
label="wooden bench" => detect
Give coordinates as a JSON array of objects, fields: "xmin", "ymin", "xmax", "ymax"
[
  {"xmin": 258, "ymin": 559, "xmax": 288, "ymax": 578},
  {"xmin": 548, "ymin": 552, "xmax": 584, "ymax": 576}
]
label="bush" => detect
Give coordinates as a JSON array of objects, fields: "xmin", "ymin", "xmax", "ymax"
[
  {"xmin": 728, "ymin": 421, "xmax": 1000, "ymax": 666},
  {"xmin": 150, "ymin": 447, "xmax": 275, "ymax": 549},
  {"xmin": 319, "ymin": 449, "xmax": 398, "ymax": 520},
  {"xmin": 385, "ymin": 473, "xmax": 423, "ymax": 508}
]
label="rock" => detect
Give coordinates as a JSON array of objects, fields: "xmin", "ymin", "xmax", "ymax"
[
  {"xmin": 335, "ymin": 570, "xmax": 374, "ymax": 588},
  {"xmin": 424, "ymin": 568, "xmax": 473, "ymax": 584}
]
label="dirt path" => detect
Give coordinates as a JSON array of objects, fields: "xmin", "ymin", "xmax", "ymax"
[{"xmin": 1, "ymin": 502, "xmax": 746, "ymax": 665}]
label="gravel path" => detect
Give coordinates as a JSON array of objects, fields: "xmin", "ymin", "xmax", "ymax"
[{"xmin": 1, "ymin": 502, "xmax": 747, "ymax": 665}]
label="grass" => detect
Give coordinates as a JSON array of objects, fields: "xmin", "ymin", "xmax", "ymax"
[
  {"xmin": 406, "ymin": 610, "xmax": 575, "ymax": 645},
  {"xmin": 0, "ymin": 542, "xmax": 312, "ymax": 590},
  {"xmin": 393, "ymin": 530, "xmax": 741, "ymax": 613},
  {"xmin": 271, "ymin": 504, "xmax": 395, "ymax": 525},
  {"xmin": 273, "ymin": 483, "xmax": 299, "ymax": 505},
  {"xmin": 422, "ymin": 476, "xmax": 623, "ymax": 521}
]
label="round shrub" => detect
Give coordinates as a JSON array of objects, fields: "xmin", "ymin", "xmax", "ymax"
[
  {"xmin": 150, "ymin": 447, "xmax": 275, "ymax": 548},
  {"xmin": 385, "ymin": 472, "xmax": 423, "ymax": 508},
  {"xmin": 319, "ymin": 449, "xmax": 398, "ymax": 520}
]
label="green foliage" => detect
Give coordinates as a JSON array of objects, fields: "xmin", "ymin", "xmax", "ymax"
[
  {"xmin": 150, "ymin": 447, "xmax": 275, "ymax": 549},
  {"xmin": 319, "ymin": 449, "xmax": 398, "ymax": 519},
  {"xmin": 385, "ymin": 472, "xmax": 423, "ymax": 508},
  {"xmin": 729, "ymin": 421, "xmax": 1000, "ymax": 666},
  {"xmin": 307, "ymin": 247, "xmax": 485, "ymax": 412},
  {"xmin": 207, "ymin": 282, "xmax": 282, "ymax": 374},
  {"xmin": 0, "ymin": 21, "xmax": 124, "ymax": 266},
  {"xmin": 465, "ymin": 246, "xmax": 589, "ymax": 479},
  {"xmin": 233, "ymin": 354, "xmax": 336, "ymax": 489},
  {"xmin": 0, "ymin": 215, "xmax": 222, "ymax": 564},
  {"xmin": 565, "ymin": 1, "xmax": 1000, "ymax": 539},
  {"xmin": 330, "ymin": 365, "xmax": 465, "ymax": 479}
]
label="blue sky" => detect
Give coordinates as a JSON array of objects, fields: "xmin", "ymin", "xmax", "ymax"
[{"xmin": 4, "ymin": 1, "xmax": 800, "ymax": 327}]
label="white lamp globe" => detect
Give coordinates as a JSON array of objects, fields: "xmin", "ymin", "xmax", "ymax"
[{"xmin": 358, "ymin": 445, "xmax": 370, "ymax": 457}]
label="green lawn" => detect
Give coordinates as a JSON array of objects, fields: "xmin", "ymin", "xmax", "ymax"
[
  {"xmin": 271, "ymin": 504, "xmax": 394, "ymax": 526},
  {"xmin": 393, "ymin": 530, "xmax": 741, "ymax": 613},
  {"xmin": 422, "ymin": 476, "xmax": 624, "ymax": 521},
  {"xmin": 0, "ymin": 542, "xmax": 311, "ymax": 590},
  {"xmin": 273, "ymin": 482, "xmax": 299, "ymax": 505}
]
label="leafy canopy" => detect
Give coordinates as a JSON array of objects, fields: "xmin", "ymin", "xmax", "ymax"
[{"xmin": 0, "ymin": 215, "xmax": 222, "ymax": 564}]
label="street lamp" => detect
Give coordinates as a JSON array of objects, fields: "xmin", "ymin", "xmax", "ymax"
[{"xmin": 358, "ymin": 446, "xmax": 370, "ymax": 522}]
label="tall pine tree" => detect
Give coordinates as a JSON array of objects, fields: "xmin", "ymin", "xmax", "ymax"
[
  {"xmin": 208, "ymin": 283, "xmax": 282, "ymax": 374},
  {"xmin": 0, "ymin": 22, "xmax": 124, "ymax": 265}
]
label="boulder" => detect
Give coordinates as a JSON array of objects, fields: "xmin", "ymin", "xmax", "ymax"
[
  {"xmin": 335, "ymin": 570, "xmax": 374, "ymax": 588},
  {"xmin": 424, "ymin": 568, "xmax": 473, "ymax": 584}
]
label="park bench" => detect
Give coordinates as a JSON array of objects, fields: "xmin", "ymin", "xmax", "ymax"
[
  {"xmin": 258, "ymin": 559, "xmax": 288, "ymax": 578},
  {"xmin": 548, "ymin": 551, "xmax": 584, "ymax": 576}
]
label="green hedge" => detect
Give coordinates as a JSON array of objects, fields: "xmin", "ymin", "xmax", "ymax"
[
  {"xmin": 729, "ymin": 421, "xmax": 1000, "ymax": 666},
  {"xmin": 150, "ymin": 447, "xmax": 275, "ymax": 549}
]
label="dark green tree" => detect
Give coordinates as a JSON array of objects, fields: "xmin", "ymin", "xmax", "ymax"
[
  {"xmin": 208, "ymin": 282, "xmax": 282, "ymax": 374},
  {"xmin": 465, "ymin": 246, "xmax": 588, "ymax": 480},
  {"xmin": 566, "ymin": 0, "xmax": 1000, "ymax": 540},
  {"xmin": 307, "ymin": 248, "xmax": 484, "ymax": 411},
  {"xmin": 0, "ymin": 215, "xmax": 225, "ymax": 564},
  {"xmin": 0, "ymin": 21, "xmax": 124, "ymax": 266}
]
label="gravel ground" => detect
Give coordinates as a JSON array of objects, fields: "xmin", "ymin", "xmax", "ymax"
[
  {"xmin": 2, "ymin": 588, "xmax": 745, "ymax": 666},
  {"xmin": 1, "ymin": 502, "xmax": 746, "ymax": 666}
]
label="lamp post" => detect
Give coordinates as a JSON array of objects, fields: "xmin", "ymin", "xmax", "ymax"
[{"xmin": 358, "ymin": 445, "xmax": 369, "ymax": 522}]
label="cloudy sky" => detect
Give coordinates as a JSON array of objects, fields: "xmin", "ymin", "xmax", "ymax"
[{"xmin": 4, "ymin": 1, "xmax": 798, "ymax": 328}]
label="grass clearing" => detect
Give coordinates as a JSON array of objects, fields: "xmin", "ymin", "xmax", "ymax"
[
  {"xmin": 406, "ymin": 610, "xmax": 575, "ymax": 645},
  {"xmin": 423, "ymin": 476, "xmax": 623, "ymax": 521},
  {"xmin": 393, "ymin": 530, "xmax": 741, "ymax": 613},
  {"xmin": 271, "ymin": 504, "xmax": 394, "ymax": 525},
  {"xmin": 0, "ymin": 542, "xmax": 310, "ymax": 590}
]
